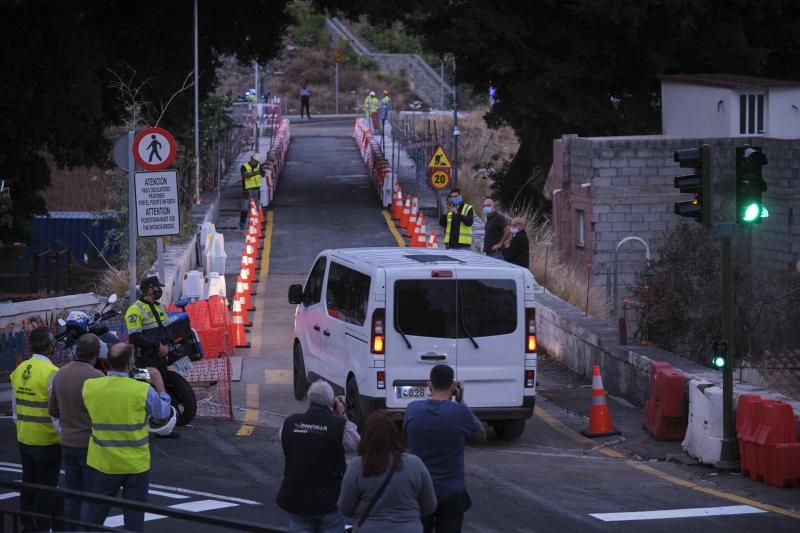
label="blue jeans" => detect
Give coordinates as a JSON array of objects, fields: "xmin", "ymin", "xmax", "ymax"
[
  {"xmin": 61, "ymin": 446, "xmax": 93, "ymax": 530},
  {"xmin": 289, "ymin": 511, "xmax": 345, "ymax": 533},
  {"xmin": 82, "ymin": 468, "xmax": 149, "ymax": 532}
]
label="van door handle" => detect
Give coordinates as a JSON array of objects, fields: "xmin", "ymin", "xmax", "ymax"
[
  {"xmin": 420, "ymin": 353, "xmax": 446, "ymax": 361},
  {"xmin": 323, "ymin": 329, "xmax": 331, "ymax": 337},
  {"xmin": 313, "ymin": 324, "xmax": 320, "ymax": 331}
]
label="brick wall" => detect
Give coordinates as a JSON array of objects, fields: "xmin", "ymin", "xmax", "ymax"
[{"xmin": 551, "ymin": 135, "xmax": 800, "ymax": 315}]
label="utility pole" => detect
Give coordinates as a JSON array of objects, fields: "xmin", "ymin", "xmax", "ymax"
[
  {"xmin": 193, "ymin": 0, "xmax": 200, "ymax": 203},
  {"xmin": 254, "ymin": 62, "xmax": 260, "ymax": 154},
  {"xmin": 452, "ymin": 56, "xmax": 459, "ymax": 188}
]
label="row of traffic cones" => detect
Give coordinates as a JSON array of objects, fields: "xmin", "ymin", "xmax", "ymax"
[
  {"xmin": 390, "ymin": 184, "xmax": 439, "ymax": 248},
  {"xmin": 229, "ymin": 199, "xmax": 267, "ymax": 349}
]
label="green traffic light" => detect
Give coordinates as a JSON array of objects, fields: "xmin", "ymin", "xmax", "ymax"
[
  {"xmin": 743, "ymin": 203, "xmax": 761, "ymax": 222},
  {"xmin": 711, "ymin": 355, "xmax": 726, "ymax": 369}
]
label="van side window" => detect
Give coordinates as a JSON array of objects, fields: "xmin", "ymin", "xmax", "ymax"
[
  {"xmin": 304, "ymin": 257, "xmax": 326, "ymax": 305},
  {"xmin": 326, "ymin": 262, "xmax": 371, "ymax": 326}
]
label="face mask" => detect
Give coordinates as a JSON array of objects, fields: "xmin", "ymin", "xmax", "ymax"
[
  {"xmin": 510, "ymin": 228, "xmax": 519, "ymax": 236},
  {"xmin": 450, "ymin": 197, "xmax": 461, "ymax": 206},
  {"xmin": 483, "ymin": 206, "xmax": 493, "ymax": 215},
  {"xmin": 152, "ymin": 288, "xmax": 163, "ymax": 300}
]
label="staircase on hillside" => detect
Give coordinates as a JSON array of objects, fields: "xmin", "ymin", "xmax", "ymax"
[{"xmin": 325, "ymin": 17, "xmax": 454, "ymax": 109}]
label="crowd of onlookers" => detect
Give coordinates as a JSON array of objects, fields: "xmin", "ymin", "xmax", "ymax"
[{"xmin": 277, "ymin": 365, "xmax": 485, "ymax": 533}]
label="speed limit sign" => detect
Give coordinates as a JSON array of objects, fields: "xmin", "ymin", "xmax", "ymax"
[{"xmin": 429, "ymin": 169, "xmax": 451, "ymax": 190}]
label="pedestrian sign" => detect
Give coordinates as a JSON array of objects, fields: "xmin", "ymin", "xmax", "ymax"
[
  {"xmin": 134, "ymin": 170, "xmax": 180, "ymax": 237},
  {"xmin": 429, "ymin": 169, "xmax": 451, "ymax": 190},
  {"xmin": 427, "ymin": 144, "xmax": 452, "ymax": 169},
  {"xmin": 134, "ymin": 127, "xmax": 176, "ymax": 171}
]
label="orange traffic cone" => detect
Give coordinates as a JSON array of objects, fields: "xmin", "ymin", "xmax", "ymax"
[
  {"xmin": 392, "ymin": 189, "xmax": 404, "ymax": 220},
  {"xmin": 406, "ymin": 201, "xmax": 419, "ymax": 236},
  {"xmin": 237, "ymin": 277, "xmax": 254, "ymax": 312},
  {"xmin": 240, "ymin": 265, "xmax": 256, "ymax": 296},
  {"xmin": 427, "ymin": 230, "xmax": 439, "ymax": 248},
  {"xmin": 399, "ymin": 196, "xmax": 411, "ymax": 229},
  {"xmin": 232, "ymin": 292, "xmax": 251, "ymax": 327},
  {"xmin": 413, "ymin": 221, "xmax": 428, "ymax": 247},
  {"xmin": 581, "ymin": 365, "xmax": 621, "ymax": 438},
  {"xmin": 230, "ymin": 305, "xmax": 250, "ymax": 349}
]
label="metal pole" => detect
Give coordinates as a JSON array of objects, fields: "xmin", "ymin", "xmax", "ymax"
[
  {"xmin": 440, "ymin": 60, "xmax": 445, "ymax": 110},
  {"xmin": 452, "ymin": 56, "xmax": 458, "ymax": 188},
  {"xmin": 254, "ymin": 62, "xmax": 260, "ymax": 154},
  {"xmin": 193, "ymin": 0, "xmax": 200, "ymax": 204},
  {"xmin": 157, "ymin": 238, "xmax": 165, "ymax": 284},
  {"xmin": 335, "ymin": 62, "xmax": 340, "ymax": 114},
  {"xmin": 717, "ymin": 232, "xmax": 739, "ymax": 469},
  {"xmin": 127, "ymin": 130, "xmax": 137, "ymax": 304}
]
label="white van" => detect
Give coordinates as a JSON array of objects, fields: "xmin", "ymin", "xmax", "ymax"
[{"xmin": 288, "ymin": 247, "xmax": 538, "ymax": 439}]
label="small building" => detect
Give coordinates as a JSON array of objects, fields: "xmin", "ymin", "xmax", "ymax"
[{"xmin": 660, "ymin": 73, "xmax": 800, "ymax": 139}]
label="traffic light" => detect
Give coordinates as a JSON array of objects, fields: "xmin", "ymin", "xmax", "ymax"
[
  {"xmin": 736, "ymin": 146, "xmax": 768, "ymax": 224},
  {"xmin": 673, "ymin": 145, "xmax": 712, "ymax": 225},
  {"xmin": 711, "ymin": 339, "xmax": 728, "ymax": 369}
]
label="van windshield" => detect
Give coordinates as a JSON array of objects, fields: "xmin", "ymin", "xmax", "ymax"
[{"xmin": 394, "ymin": 279, "xmax": 517, "ymax": 339}]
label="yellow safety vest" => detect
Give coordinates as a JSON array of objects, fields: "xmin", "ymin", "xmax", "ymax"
[
  {"xmin": 83, "ymin": 376, "xmax": 151, "ymax": 474},
  {"xmin": 125, "ymin": 299, "xmax": 168, "ymax": 335},
  {"xmin": 444, "ymin": 203, "xmax": 475, "ymax": 245},
  {"xmin": 10, "ymin": 357, "xmax": 59, "ymax": 446},
  {"xmin": 242, "ymin": 162, "xmax": 261, "ymax": 190},
  {"xmin": 364, "ymin": 96, "xmax": 380, "ymax": 116}
]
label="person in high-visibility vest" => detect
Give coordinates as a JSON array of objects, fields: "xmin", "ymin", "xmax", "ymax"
[
  {"xmin": 82, "ymin": 343, "xmax": 173, "ymax": 532},
  {"xmin": 10, "ymin": 327, "xmax": 61, "ymax": 532},
  {"xmin": 239, "ymin": 153, "xmax": 265, "ymax": 229},
  {"xmin": 439, "ymin": 188, "xmax": 475, "ymax": 249},
  {"xmin": 125, "ymin": 276, "xmax": 169, "ymax": 368},
  {"xmin": 364, "ymin": 91, "xmax": 380, "ymax": 130}
]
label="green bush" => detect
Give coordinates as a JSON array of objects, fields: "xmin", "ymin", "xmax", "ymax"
[
  {"xmin": 289, "ymin": 0, "xmax": 328, "ymax": 47},
  {"xmin": 357, "ymin": 55, "xmax": 378, "ymax": 71}
]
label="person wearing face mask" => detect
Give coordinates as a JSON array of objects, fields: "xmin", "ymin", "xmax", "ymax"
[
  {"xmin": 482, "ymin": 198, "xmax": 510, "ymax": 259},
  {"xmin": 439, "ymin": 188, "xmax": 475, "ymax": 250},
  {"xmin": 503, "ymin": 217, "xmax": 530, "ymax": 268},
  {"xmin": 125, "ymin": 276, "xmax": 170, "ymax": 369}
]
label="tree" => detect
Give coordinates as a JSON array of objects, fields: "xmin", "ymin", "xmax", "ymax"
[
  {"xmin": 312, "ymin": 0, "xmax": 800, "ymax": 208},
  {"xmin": 0, "ymin": 0, "xmax": 293, "ymax": 245}
]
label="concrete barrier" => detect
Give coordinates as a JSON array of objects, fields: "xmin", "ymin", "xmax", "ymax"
[{"xmin": 681, "ymin": 380, "xmax": 724, "ymax": 464}]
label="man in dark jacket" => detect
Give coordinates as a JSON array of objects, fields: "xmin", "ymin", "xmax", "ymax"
[
  {"xmin": 439, "ymin": 189, "xmax": 474, "ymax": 250},
  {"xmin": 277, "ymin": 380, "xmax": 360, "ymax": 532},
  {"xmin": 503, "ymin": 217, "xmax": 530, "ymax": 268}
]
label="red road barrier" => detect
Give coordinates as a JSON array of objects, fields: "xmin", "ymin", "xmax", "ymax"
[
  {"xmin": 737, "ymin": 395, "xmax": 800, "ymax": 487},
  {"xmin": 642, "ymin": 362, "xmax": 687, "ymax": 440}
]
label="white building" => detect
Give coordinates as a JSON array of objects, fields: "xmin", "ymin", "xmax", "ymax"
[{"xmin": 660, "ymin": 73, "xmax": 800, "ymax": 139}]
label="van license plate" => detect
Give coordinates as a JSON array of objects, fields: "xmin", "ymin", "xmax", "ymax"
[{"xmin": 395, "ymin": 386, "xmax": 427, "ymax": 399}]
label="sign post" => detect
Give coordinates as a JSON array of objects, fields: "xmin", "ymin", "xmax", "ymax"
[
  {"xmin": 127, "ymin": 131, "xmax": 136, "ymax": 304},
  {"xmin": 334, "ymin": 50, "xmax": 342, "ymax": 114}
]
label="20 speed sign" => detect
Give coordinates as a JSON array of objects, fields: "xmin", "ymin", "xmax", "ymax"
[{"xmin": 429, "ymin": 169, "xmax": 451, "ymax": 190}]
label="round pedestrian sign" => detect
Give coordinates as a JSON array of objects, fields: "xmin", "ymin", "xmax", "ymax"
[
  {"xmin": 429, "ymin": 169, "xmax": 451, "ymax": 190},
  {"xmin": 133, "ymin": 127, "xmax": 176, "ymax": 171}
]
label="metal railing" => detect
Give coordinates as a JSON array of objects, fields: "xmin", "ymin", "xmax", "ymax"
[{"xmin": 0, "ymin": 479, "xmax": 286, "ymax": 532}]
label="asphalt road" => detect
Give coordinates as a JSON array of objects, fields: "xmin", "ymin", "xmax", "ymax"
[{"xmin": 1, "ymin": 117, "xmax": 798, "ymax": 532}]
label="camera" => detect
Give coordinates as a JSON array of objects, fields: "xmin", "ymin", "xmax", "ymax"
[{"xmin": 131, "ymin": 368, "xmax": 151, "ymax": 382}]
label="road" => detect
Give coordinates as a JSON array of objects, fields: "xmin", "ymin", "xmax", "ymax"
[{"xmin": 1, "ymin": 117, "xmax": 798, "ymax": 532}]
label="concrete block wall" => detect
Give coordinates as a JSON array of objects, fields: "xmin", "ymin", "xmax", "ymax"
[{"xmin": 558, "ymin": 135, "xmax": 800, "ymax": 311}]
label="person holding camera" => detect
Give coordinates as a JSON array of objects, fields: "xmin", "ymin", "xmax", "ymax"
[
  {"xmin": 439, "ymin": 189, "xmax": 474, "ymax": 250},
  {"xmin": 81, "ymin": 343, "xmax": 172, "ymax": 532},
  {"xmin": 404, "ymin": 365, "xmax": 486, "ymax": 533},
  {"xmin": 277, "ymin": 380, "xmax": 360, "ymax": 532}
]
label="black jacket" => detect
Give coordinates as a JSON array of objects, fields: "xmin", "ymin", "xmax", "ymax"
[
  {"xmin": 503, "ymin": 230, "xmax": 530, "ymax": 268},
  {"xmin": 277, "ymin": 404, "xmax": 347, "ymax": 515}
]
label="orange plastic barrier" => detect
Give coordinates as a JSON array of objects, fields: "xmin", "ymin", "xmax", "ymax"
[
  {"xmin": 737, "ymin": 395, "xmax": 800, "ymax": 487},
  {"xmin": 642, "ymin": 362, "xmax": 687, "ymax": 440}
]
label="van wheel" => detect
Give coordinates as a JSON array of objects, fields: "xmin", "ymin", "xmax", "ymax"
[
  {"xmin": 493, "ymin": 419, "xmax": 526, "ymax": 440},
  {"xmin": 346, "ymin": 376, "xmax": 368, "ymax": 429},
  {"xmin": 293, "ymin": 344, "xmax": 310, "ymax": 400}
]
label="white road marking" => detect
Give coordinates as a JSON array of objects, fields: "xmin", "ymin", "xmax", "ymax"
[
  {"xmin": 0, "ymin": 467, "xmax": 22, "ymax": 473},
  {"xmin": 0, "ymin": 492, "xmax": 20, "ymax": 500},
  {"xmin": 105, "ymin": 512, "xmax": 166, "ymax": 527},
  {"xmin": 148, "ymin": 483, "xmax": 262, "ymax": 505},
  {"xmin": 168, "ymin": 499, "xmax": 239, "ymax": 512},
  {"xmin": 590, "ymin": 505, "xmax": 769, "ymax": 522},
  {"xmin": 148, "ymin": 489, "xmax": 190, "ymax": 499}
]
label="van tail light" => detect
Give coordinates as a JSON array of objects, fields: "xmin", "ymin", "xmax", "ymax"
[
  {"xmin": 371, "ymin": 308, "xmax": 386, "ymax": 354},
  {"xmin": 525, "ymin": 308, "xmax": 537, "ymax": 353},
  {"xmin": 525, "ymin": 370, "xmax": 535, "ymax": 388},
  {"xmin": 377, "ymin": 371, "xmax": 386, "ymax": 390}
]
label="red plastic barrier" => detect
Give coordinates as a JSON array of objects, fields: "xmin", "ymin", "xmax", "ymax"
[
  {"xmin": 642, "ymin": 362, "xmax": 687, "ymax": 440},
  {"xmin": 736, "ymin": 394, "xmax": 763, "ymax": 479},
  {"xmin": 738, "ymin": 397, "xmax": 800, "ymax": 487}
]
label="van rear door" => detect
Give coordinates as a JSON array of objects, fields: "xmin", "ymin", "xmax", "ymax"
[
  {"xmin": 384, "ymin": 271, "xmax": 458, "ymax": 409},
  {"xmin": 454, "ymin": 268, "xmax": 525, "ymax": 407}
]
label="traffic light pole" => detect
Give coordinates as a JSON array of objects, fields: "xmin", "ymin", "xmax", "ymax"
[{"xmin": 714, "ymin": 224, "xmax": 739, "ymax": 469}]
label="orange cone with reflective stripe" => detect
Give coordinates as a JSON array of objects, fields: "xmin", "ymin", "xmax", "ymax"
[
  {"xmin": 406, "ymin": 201, "xmax": 419, "ymax": 236},
  {"xmin": 230, "ymin": 302, "xmax": 250, "ymax": 349},
  {"xmin": 581, "ymin": 365, "xmax": 621, "ymax": 438},
  {"xmin": 427, "ymin": 229, "xmax": 439, "ymax": 248},
  {"xmin": 399, "ymin": 196, "xmax": 411, "ymax": 229},
  {"xmin": 413, "ymin": 221, "xmax": 428, "ymax": 247},
  {"xmin": 392, "ymin": 189, "xmax": 404, "ymax": 220}
]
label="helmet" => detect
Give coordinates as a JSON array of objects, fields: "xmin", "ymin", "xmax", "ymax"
[
  {"xmin": 383, "ymin": 90, "xmax": 389, "ymax": 95},
  {"xmin": 149, "ymin": 406, "xmax": 177, "ymax": 436},
  {"xmin": 65, "ymin": 311, "xmax": 90, "ymax": 334},
  {"xmin": 369, "ymin": 91, "xmax": 376, "ymax": 97}
]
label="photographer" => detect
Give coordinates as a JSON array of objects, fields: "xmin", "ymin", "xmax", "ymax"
[
  {"xmin": 404, "ymin": 365, "xmax": 486, "ymax": 533},
  {"xmin": 439, "ymin": 189, "xmax": 474, "ymax": 250},
  {"xmin": 277, "ymin": 380, "xmax": 360, "ymax": 532}
]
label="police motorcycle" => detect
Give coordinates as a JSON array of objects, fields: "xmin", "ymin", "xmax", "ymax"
[
  {"xmin": 135, "ymin": 298, "xmax": 203, "ymax": 427},
  {"xmin": 55, "ymin": 293, "xmax": 122, "ymax": 372}
]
